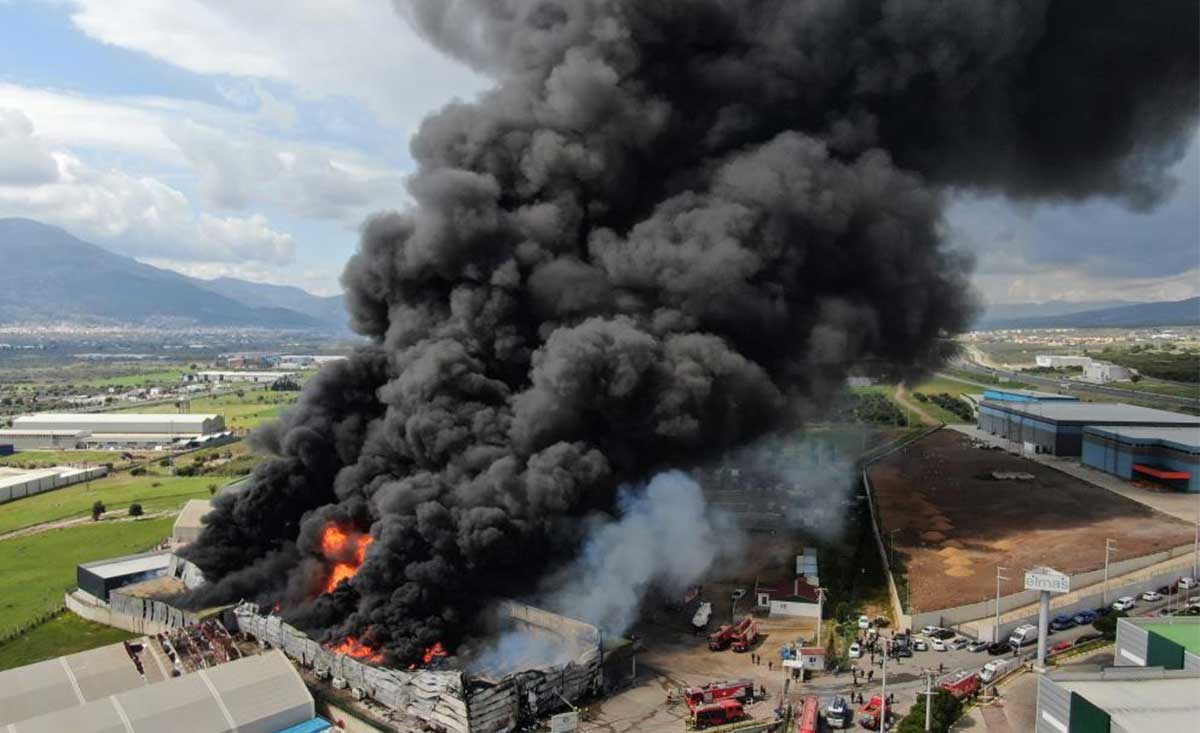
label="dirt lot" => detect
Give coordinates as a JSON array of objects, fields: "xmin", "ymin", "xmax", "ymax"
[{"xmin": 870, "ymin": 429, "xmax": 1195, "ymax": 614}]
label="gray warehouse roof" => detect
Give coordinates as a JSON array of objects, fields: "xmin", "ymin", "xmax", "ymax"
[
  {"xmin": 0, "ymin": 641, "xmax": 147, "ymax": 725},
  {"xmin": 15, "ymin": 413, "xmax": 218, "ymax": 428},
  {"xmin": 980, "ymin": 400, "xmax": 1200, "ymax": 426},
  {"xmin": 1084, "ymin": 425, "xmax": 1200, "ymax": 451},
  {"xmin": 79, "ymin": 551, "xmax": 172, "ymax": 579},
  {"xmin": 9, "ymin": 650, "xmax": 314, "ymax": 733},
  {"xmin": 1046, "ymin": 669, "xmax": 1200, "ymax": 731}
]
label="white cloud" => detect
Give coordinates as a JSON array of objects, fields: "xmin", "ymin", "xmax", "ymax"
[
  {"xmin": 0, "ymin": 109, "xmax": 60, "ymax": 185},
  {"xmin": 0, "ymin": 149, "xmax": 293, "ymax": 264},
  {"xmin": 67, "ymin": 0, "xmax": 489, "ymax": 136}
]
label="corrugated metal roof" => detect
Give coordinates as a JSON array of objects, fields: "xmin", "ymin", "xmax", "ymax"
[
  {"xmin": 79, "ymin": 551, "xmax": 172, "ymax": 580},
  {"xmin": 0, "ymin": 642, "xmax": 146, "ymax": 726},
  {"xmin": 980, "ymin": 400, "xmax": 1200, "ymax": 425},
  {"xmin": 1084, "ymin": 425, "xmax": 1200, "ymax": 451},
  {"xmin": 1056, "ymin": 676, "xmax": 1200, "ymax": 730},
  {"xmin": 14, "ymin": 413, "xmax": 218, "ymax": 426},
  {"xmin": 10, "ymin": 651, "xmax": 313, "ymax": 733}
]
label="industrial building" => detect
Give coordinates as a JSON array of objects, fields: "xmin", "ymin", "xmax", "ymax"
[
  {"xmin": 77, "ymin": 551, "xmax": 173, "ymax": 602},
  {"xmin": 982, "ymin": 387, "xmax": 1080, "ymax": 403},
  {"xmin": 173, "ymin": 499, "xmax": 213, "ymax": 544},
  {"xmin": 0, "ymin": 465, "xmax": 107, "ymax": 504},
  {"xmin": 976, "ymin": 401, "xmax": 1200, "ymax": 456},
  {"xmin": 1036, "ymin": 668, "xmax": 1200, "ymax": 733},
  {"xmin": 2, "ymin": 412, "xmax": 226, "ymax": 450},
  {"xmin": 1083, "ymin": 426, "xmax": 1200, "ymax": 492},
  {"xmin": 3, "ymin": 649, "xmax": 317, "ymax": 733},
  {"xmin": 1114, "ymin": 617, "xmax": 1200, "ymax": 671},
  {"xmin": 1036, "ymin": 355, "xmax": 1094, "ymax": 368},
  {"xmin": 1082, "ymin": 360, "xmax": 1134, "ymax": 384},
  {"xmin": 186, "ymin": 370, "xmax": 296, "ymax": 384}
]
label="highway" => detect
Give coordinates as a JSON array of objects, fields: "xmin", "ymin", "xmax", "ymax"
[{"xmin": 951, "ymin": 360, "xmax": 1199, "ymax": 411}]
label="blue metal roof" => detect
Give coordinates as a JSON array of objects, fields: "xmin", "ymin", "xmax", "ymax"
[
  {"xmin": 982, "ymin": 388, "xmax": 1080, "ymax": 403},
  {"xmin": 273, "ymin": 718, "xmax": 333, "ymax": 733}
]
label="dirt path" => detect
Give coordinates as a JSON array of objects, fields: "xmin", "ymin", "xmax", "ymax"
[
  {"xmin": 894, "ymin": 385, "xmax": 940, "ymax": 427},
  {"xmin": 0, "ymin": 510, "xmax": 176, "ymax": 542}
]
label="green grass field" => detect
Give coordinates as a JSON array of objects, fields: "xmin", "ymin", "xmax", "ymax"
[
  {"xmin": 72, "ymin": 368, "xmax": 192, "ymax": 389},
  {"xmin": 911, "ymin": 376, "xmax": 985, "ymax": 398},
  {"xmin": 0, "ymin": 450, "xmax": 121, "ymax": 467},
  {"xmin": 0, "ymin": 517, "xmax": 173, "ymax": 636},
  {"xmin": 0, "ymin": 613, "xmax": 135, "ymax": 671},
  {"xmin": 115, "ymin": 389, "xmax": 298, "ymax": 431},
  {"xmin": 0, "ymin": 471, "xmax": 217, "ymax": 535}
]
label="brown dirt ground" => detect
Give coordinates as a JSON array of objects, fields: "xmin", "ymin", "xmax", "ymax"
[{"xmin": 870, "ymin": 429, "xmax": 1195, "ymax": 614}]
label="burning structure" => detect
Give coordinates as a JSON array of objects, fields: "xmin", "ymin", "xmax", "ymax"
[{"xmin": 183, "ymin": 0, "xmax": 1198, "ymax": 670}]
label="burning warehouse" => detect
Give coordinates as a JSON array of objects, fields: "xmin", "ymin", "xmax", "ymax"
[{"xmin": 178, "ymin": 0, "xmax": 1195, "ymax": 704}]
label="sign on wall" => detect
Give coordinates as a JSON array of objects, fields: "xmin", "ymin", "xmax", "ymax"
[{"xmin": 1025, "ymin": 567, "xmax": 1070, "ymax": 594}]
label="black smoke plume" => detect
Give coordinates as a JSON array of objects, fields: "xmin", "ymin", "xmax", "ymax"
[{"xmin": 184, "ymin": 0, "xmax": 1198, "ymax": 663}]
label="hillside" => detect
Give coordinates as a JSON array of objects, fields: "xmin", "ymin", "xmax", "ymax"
[
  {"xmin": 197, "ymin": 277, "xmax": 346, "ymax": 328},
  {"xmin": 979, "ymin": 298, "xmax": 1200, "ymax": 330},
  {"xmin": 0, "ymin": 218, "xmax": 332, "ymax": 330}
]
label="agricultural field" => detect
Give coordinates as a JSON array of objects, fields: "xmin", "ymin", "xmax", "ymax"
[
  {"xmin": 0, "ymin": 613, "xmax": 135, "ymax": 670},
  {"xmin": 910, "ymin": 376, "xmax": 985, "ymax": 398},
  {"xmin": 114, "ymin": 388, "xmax": 299, "ymax": 431},
  {"xmin": 0, "ymin": 516, "xmax": 173, "ymax": 637},
  {"xmin": 0, "ymin": 450, "xmax": 124, "ymax": 468},
  {"xmin": 1097, "ymin": 347, "xmax": 1199, "ymax": 383}
]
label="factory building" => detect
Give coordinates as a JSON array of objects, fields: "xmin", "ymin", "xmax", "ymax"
[
  {"xmin": 1083, "ymin": 426, "xmax": 1200, "ymax": 493},
  {"xmin": 77, "ymin": 551, "xmax": 173, "ymax": 602},
  {"xmin": 1, "ymin": 413, "xmax": 225, "ymax": 450},
  {"xmin": 982, "ymin": 387, "xmax": 1080, "ymax": 404},
  {"xmin": 1035, "ymin": 355, "xmax": 1094, "ymax": 368},
  {"xmin": 0, "ymin": 465, "xmax": 108, "ymax": 504},
  {"xmin": 187, "ymin": 370, "xmax": 296, "ymax": 384},
  {"xmin": 977, "ymin": 401, "xmax": 1200, "ymax": 457},
  {"xmin": 172, "ymin": 499, "xmax": 213, "ymax": 544},
  {"xmin": 1036, "ymin": 668, "xmax": 1200, "ymax": 733},
  {"xmin": 1114, "ymin": 617, "xmax": 1200, "ymax": 671},
  {"xmin": 2, "ymin": 648, "xmax": 317, "ymax": 733},
  {"xmin": 1083, "ymin": 360, "xmax": 1135, "ymax": 384}
]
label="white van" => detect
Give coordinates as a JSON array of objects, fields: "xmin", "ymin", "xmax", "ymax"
[
  {"xmin": 980, "ymin": 657, "xmax": 1020, "ymax": 683},
  {"xmin": 1008, "ymin": 624, "xmax": 1039, "ymax": 648}
]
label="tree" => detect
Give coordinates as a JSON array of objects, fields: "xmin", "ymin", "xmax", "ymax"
[
  {"xmin": 1093, "ymin": 610, "xmax": 1126, "ymax": 640},
  {"xmin": 128, "ymin": 503, "xmax": 144, "ymax": 517},
  {"xmin": 207, "ymin": 483, "xmax": 218, "ymax": 496},
  {"xmin": 897, "ymin": 690, "xmax": 963, "ymax": 733},
  {"xmin": 91, "ymin": 500, "xmax": 106, "ymax": 521}
]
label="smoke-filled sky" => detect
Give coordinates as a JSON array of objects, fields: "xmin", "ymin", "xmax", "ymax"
[
  {"xmin": 173, "ymin": 0, "xmax": 1198, "ymax": 665},
  {"xmin": 0, "ymin": 0, "xmax": 1195, "ymax": 304}
]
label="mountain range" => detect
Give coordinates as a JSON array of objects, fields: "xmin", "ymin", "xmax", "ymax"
[
  {"xmin": 976, "ymin": 298, "xmax": 1200, "ymax": 330},
  {"xmin": 0, "ymin": 218, "xmax": 347, "ymax": 330}
]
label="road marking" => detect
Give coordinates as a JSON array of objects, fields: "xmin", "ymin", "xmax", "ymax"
[
  {"xmin": 110, "ymin": 696, "xmax": 136, "ymax": 733},
  {"xmin": 59, "ymin": 657, "xmax": 86, "ymax": 705}
]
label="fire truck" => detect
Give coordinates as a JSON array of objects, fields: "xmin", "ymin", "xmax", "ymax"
[
  {"xmin": 857, "ymin": 695, "xmax": 894, "ymax": 730},
  {"xmin": 938, "ymin": 669, "xmax": 982, "ymax": 700},
  {"xmin": 707, "ymin": 624, "xmax": 736, "ymax": 651},
  {"xmin": 681, "ymin": 679, "xmax": 755, "ymax": 710},
  {"xmin": 796, "ymin": 696, "xmax": 820, "ymax": 733},
  {"xmin": 730, "ymin": 617, "xmax": 759, "ymax": 653},
  {"xmin": 687, "ymin": 699, "xmax": 748, "ymax": 730}
]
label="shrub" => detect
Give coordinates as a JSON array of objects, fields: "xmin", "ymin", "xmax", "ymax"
[
  {"xmin": 128, "ymin": 503, "xmax": 144, "ymax": 517},
  {"xmin": 129, "ymin": 466, "xmax": 147, "ymax": 476},
  {"xmin": 207, "ymin": 483, "xmax": 217, "ymax": 496},
  {"xmin": 897, "ymin": 690, "xmax": 963, "ymax": 733},
  {"xmin": 91, "ymin": 500, "xmax": 106, "ymax": 521}
]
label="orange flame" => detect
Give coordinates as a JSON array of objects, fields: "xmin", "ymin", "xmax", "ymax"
[
  {"xmin": 423, "ymin": 641, "xmax": 448, "ymax": 665},
  {"xmin": 319, "ymin": 522, "xmax": 374, "ymax": 594},
  {"xmin": 327, "ymin": 635, "xmax": 383, "ymax": 663}
]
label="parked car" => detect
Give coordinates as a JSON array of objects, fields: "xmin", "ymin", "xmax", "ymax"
[
  {"xmin": 1048, "ymin": 640, "xmax": 1072, "ymax": 654},
  {"xmin": 1008, "ymin": 624, "xmax": 1039, "ymax": 649},
  {"xmin": 930, "ymin": 628, "xmax": 956, "ymax": 640},
  {"xmin": 1112, "ymin": 596, "xmax": 1137, "ymax": 612},
  {"xmin": 967, "ymin": 639, "xmax": 990, "ymax": 653},
  {"xmin": 1178, "ymin": 577, "xmax": 1198, "ymax": 591},
  {"xmin": 1141, "ymin": 590, "xmax": 1163, "ymax": 602},
  {"xmin": 1074, "ymin": 633, "xmax": 1103, "ymax": 646},
  {"xmin": 1157, "ymin": 584, "xmax": 1177, "ymax": 596},
  {"xmin": 945, "ymin": 637, "xmax": 970, "ymax": 651},
  {"xmin": 848, "ymin": 642, "xmax": 862, "ymax": 659},
  {"xmin": 1072, "ymin": 610, "xmax": 1099, "ymax": 625},
  {"xmin": 1049, "ymin": 614, "xmax": 1076, "ymax": 631},
  {"xmin": 986, "ymin": 641, "xmax": 1011, "ymax": 656},
  {"xmin": 919, "ymin": 625, "xmax": 941, "ymax": 637},
  {"xmin": 930, "ymin": 638, "xmax": 948, "ymax": 652},
  {"xmin": 912, "ymin": 638, "xmax": 929, "ymax": 652}
]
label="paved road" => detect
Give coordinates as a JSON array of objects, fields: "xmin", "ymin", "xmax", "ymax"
[{"xmin": 953, "ymin": 360, "xmax": 1199, "ymax": 410}]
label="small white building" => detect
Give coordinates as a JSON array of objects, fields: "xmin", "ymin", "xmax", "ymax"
[
  {"xmin": 756, "ymin": 577, "xmax": 821, "ymax": 618},
  {"xmin": 1083, "ymin": 361, "xmax": 1134, "ymax": 384}
]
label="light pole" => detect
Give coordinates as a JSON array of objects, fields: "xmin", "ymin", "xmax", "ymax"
[
  {"xmin": 916, "ymin": 669, "xmax": 935, "ymax": 733},
  {"xmin": 1103, "ymin": 539, "xmax": 1118, "ymax": 607},
  {"xmin": 1193, "ymin": 497, "xmax": 1198, "ymax": 583},
  {"xmin": 994, "ymin": 566, "xmax": 1009, "ymax": 643},
  {"xmin": 816, "ymin": 587, "xmax": 827, "ymax": 651}
]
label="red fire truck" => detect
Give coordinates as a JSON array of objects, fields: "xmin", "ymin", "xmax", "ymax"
[
  {"xmin": 681, "ymin": 679, "xmax": 755, "ymax": 711},
  {"xmin": 707, "ymin": 623, "xmax": 736, "ymax": 651},
  {"xmin": 938, "ymin": 669, "xmax": 982, "ymax": 700},
  {"xmin": 730, "ymin": 617, "xmax": 759, "ymax": 653},
  {"xmin": 689, "ymin": 699, "xmax": 748, "ymax": 730},
  {"xmin": 796, "ymin": 695, "xmax": 820, "ymax": 733}
]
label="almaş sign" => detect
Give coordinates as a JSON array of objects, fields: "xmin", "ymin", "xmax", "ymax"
[{"xmin": 1025, "ymin": 567, "xmax": 1070, "ymax": 594}]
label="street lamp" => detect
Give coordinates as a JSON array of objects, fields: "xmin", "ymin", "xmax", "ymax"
[{"xmin": 1103, "ymin": 539, "xmax": 1118, "ymax": 607}]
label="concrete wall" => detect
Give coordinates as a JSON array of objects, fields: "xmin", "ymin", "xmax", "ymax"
[
  {"xmin": 770, "ymin": 600, "xmax": 819, "ymax": 618},
  {"xmin": 66, "ymin": 589, "xmax": 196, "ymax": 636},
  {"xmin": 1035, "ymin": 675, "xmax": 1072, "ymax": 733}
]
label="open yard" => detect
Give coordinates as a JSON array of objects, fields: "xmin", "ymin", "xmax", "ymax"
[
  {"xmin": 869, "ymin": 429, "xmax": 1195, "ymax": 615},
  {"xmin": 0, "ymin": 516, "xmax": 173, "ymax": 636},
  {"xmin": 0, "ymin": 613, "xmax": 135, "ymax": 670},
  {"xmin": 0, "ymin": 450, "xmax": 129, "ymax": 468},
  {"xmin": 115, "ymin": 388, "xmax": 298, "ymax": 431}
]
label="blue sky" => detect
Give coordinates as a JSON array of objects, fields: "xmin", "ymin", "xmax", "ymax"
[{"xmin": 0, "ymin": 1, "xmax": 1195, "ymax": 303}]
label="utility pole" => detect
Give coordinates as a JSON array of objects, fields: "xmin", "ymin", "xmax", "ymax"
[
  {"xmin": 1103, "ymin": 539, "xmax": 1118, "ymax": 606},
  {"xmin": 880, "ymin": 650, "xmax": 888, "ymax": 731},
  {"xmin": 1193, "ymin": 496, "xmax": 1198, "ymax": 583},
  {"xmin": 816, "ymin": 587, "xmax": 827, "ymax": 651},
  {"xmin": 994, "ymin": 566, "xmax": 1009, "ymax": 643},
  {"xmin": 916, "ymin": 670, "xmax": 934, "ymax": 733}
]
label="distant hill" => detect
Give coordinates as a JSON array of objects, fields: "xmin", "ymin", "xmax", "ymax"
[
  {"xmin": 976, "ymin": 300, "xmax": 1135, "ymax": 327},
  {"xmin": 0, "ymin": 218, "xmax": 338, "ymax": 330},
  {"xmin": 979, "ymin": 298, "xmax": 1200, "ymax": 330},
  {"xmin": 197, "ymin": 277, "xmax": 346, "ymax": 329}
]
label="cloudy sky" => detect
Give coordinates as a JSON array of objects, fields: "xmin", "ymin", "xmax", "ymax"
[{"xmin": 0, "ymin": 1, "xmax": 1195, "ymax": 303}]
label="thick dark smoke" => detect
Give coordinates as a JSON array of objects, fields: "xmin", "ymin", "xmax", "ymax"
[{"xmin": 184, "ymin": 0, "xmax": 1198, "ymax": 663}]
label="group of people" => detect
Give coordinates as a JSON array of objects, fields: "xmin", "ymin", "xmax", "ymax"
[{"xmin": 845, "ymin": 691, "xmax": 896, "ymax": 706}]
